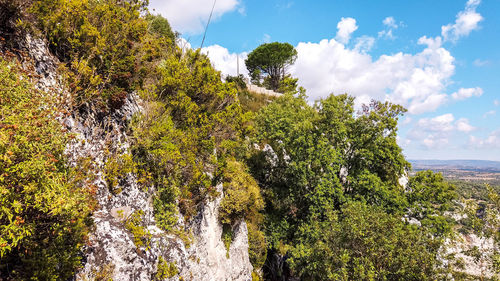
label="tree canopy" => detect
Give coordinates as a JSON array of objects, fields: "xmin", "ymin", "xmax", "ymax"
[
  {"xmin": 248, "ymin": 93, "xmax": 457, "ymax": 280},
  {"xmin": 245, "ymin": 42, "xmax": 298, "ymax": 92}
]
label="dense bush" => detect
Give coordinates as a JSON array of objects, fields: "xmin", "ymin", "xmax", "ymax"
[
  {"xmin": 0, "ymin": 58, "xmax": 93, "ymax": 279},
  {"xmin": 131, "ymin": 49, "xmax": 250, "ymax": 230},
  {"xmin": 29, "ymin": 0, "xmax": 149, "ymax": 110},
  {"xmin": 219, "ymin": 159, "xmax": 263, "ymax": 225}
]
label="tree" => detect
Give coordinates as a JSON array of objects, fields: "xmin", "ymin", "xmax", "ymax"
[
  {"xmin": 245, "ymin": 42, "xmax": 298, "ymax": 92},
  {"xmin": 249, "ymin": 93, "xmax": 455, "ymax": 280},
  {"xmin": 289, "ymin": 201, "xmax": 442, "ymax": 281}
]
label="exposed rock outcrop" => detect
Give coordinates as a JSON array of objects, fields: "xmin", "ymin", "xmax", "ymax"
[{"xmin": 2, "ymin": 31, "xmax": 253, "ymax": 281}]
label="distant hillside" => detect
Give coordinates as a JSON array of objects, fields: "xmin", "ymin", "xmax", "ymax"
[{"xmin": 409, "ymin": 159, "xmax": 500, "ymax": 172}]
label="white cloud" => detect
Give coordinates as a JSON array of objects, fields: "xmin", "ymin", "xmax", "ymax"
[
  {"xmin": 407, "ymin": 114, "xmax": 476, "ymax": 148},
  {"xmin": 201, "ymin": 45, "xmax": 248, "ymax": 77},
  {"xmin": 383, "ymin": 16, "xmax": 398, "ymax": 29},
  {"xmin": 204, "ymin": 32, "xmax": 457, "ymax": 115},
  {"xmin": 456, "ymin": 118, "xmax": 475, "ymax": 132},
  {"xmin": 417, "ymin": 114, "xmax": 456, "ymax": 133},
  {"xmin": 336, "ymin": 17, "xmax": 358, "ymax": 44},
  {"xmin": 451, "ymin": 87, "xmax": 483, "ymax": 100},
  {"xmin": 483, "ymin": 110, "xmax": 496, "ymax": 118},
  {"xmin": 469, "ymin": 129, "xmax": 500, "ymax": 149},
  {"xmin": 494, "ymin": 100, "xmax": 499, "ymax": 106},
  {"xmin": 149, "ymin": 0, "xmax": 241, "ymax": 35},
  {"xmin": 473, "ymin": 59, "xmax": 490, "ymax": 67},
  {"xmin": 290, "ymin": 34, "xmax": 454, "ymax": 114},
  {"xmin": 400, "ymin": 117, "xmax": 412, "ymax": 126},
  {"xmin": 378, "ymin": 16, "xmax": 400, "ymax": 39},
  {"xmin": 441, "ymin": 0, "xmax": 483, "ymax": 42},
  {"xmin": 354, "ymin": 36, "xmax": 375, "ymax": 53}
]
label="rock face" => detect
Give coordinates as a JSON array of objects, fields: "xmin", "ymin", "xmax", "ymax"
[{"xmin": 6, "ymin": 32, "xmax": 253, "ymax": 281}]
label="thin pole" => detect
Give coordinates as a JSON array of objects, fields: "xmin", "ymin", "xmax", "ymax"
[{"xmin": 200, "ymin": 0, "xmax": 217, "ymax": 49}]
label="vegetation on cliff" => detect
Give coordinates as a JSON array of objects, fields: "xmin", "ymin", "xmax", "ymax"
[
  {"xmin": 0, "ymin": 0, "xmax": 498, "ymax": 280},
  {"xmin": 0, "ymin": 58, "xmax": 93, "ymax": 280}
]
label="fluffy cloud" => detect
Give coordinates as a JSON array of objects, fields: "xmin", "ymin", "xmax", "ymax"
[
  {"xmin": 204, "ymin": 29, "xmax": 455, "ymax": 115},
  {"xmin": 469, "ymin": 129, "xmax": 500, "ymax": 149},
  {"xmin": 378, "ymin": 16, "xmax": 400, "ymax": 39},
  {"xmin": 456, "ymin": 118, "xmax": 475, "ymax": 132},
  {"xmin": 290, "ymin": 34, "xmax": 454, "ymax": 114},
  {"xmin": 354, "ymin": 36, "xmax": 376, "ymax": 53},
  {"xmin": 495, "ymin": 100, "xmax": 499, "ymax": 106},
  {"xmin": 441, "ymin": 0, "xmax": 483, "ymax": 42},
  {"xmin": 407, "ymin": 114, "xmax": 475, "ymax": 148},
  {"xmin": 383, "ymin": 16, "xmax": 398, "ymax": 29},
  {"xmin": 201, "ymin": 45, "xmax": 248, "ymax": 77},
  {"xmin": 336, "ymin": 17, "xmax": 358, "ymax": 44},
  {"xmin": 451, "ymin": 87, "xmax": 483, "ymax": 100},
  {"xmin": 149, "ymin": 0, "xmax": 241, "ymax": 35}
]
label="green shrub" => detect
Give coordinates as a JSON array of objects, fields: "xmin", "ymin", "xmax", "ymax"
[
  {"xmin": 0, "ymin": 58, "xmax": 93, "ymax": 279},
  {"xmin": 222, "ymin": 224, "xmax": 233, "ymax": 258},
  {"xmin": 219, "ymin": 159, "xmax": 264, "ymax": 225},
  {"xmin": 104, "ymin": 152, "xmax": 136, "ymax": 194},
  {"xmin": 247, "ymin": 222, "xmax": 267, "ymax": 270},
  {"xmin": 125, "ymin": 210, "xmax": 151, "ymax": 249},
  {"xmin": 131, "ymin": 49, "xmax": 249, "ymax": 230},
  {"xmin": 155, "ymin": 256, "xmax": 178, "ymax": 280},
  {"xmin": 29, "ymin": 0, "xmax": 149, "ymax": 109}
]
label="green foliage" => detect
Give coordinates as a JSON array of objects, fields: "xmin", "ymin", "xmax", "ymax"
[
  {"xmin": 222, "ymin": 224, "xmax": 233, "ymax": 258},
  {"xmin": 146, "ymin": 14, "xmax": 176, "ymax": 42},
  {"xmin": 247, "ymin": 222, "xmax": 267, "ymax": 270},
  {"xmin": 277, "ymin": 75, "xmax": 299, "ymax": 94},
  {"xmin": 156, "ymin": 256, "xmax": 178, "ymax": 280},
  {"xmin": 406, "ymin": 170, "xmax": 456, "ymax": 236},
  {"xmin": 250, "ymin": 93, "xmax": 454, "ymax": 279},
  {"xmin": 125, "ymin": 210, "xmax": 152, "ymax": 249},
  {"xmin": 104, "ymin": 152, "xmax": 136, "ymax": 194},
  {"xmin": 131, "ymin": 49, "xmax": 249, "ymax": 232},
  {"xmin": 226, "ymin": 74, "xmax": 247, "ymax": 90},
  {"xmin": 28, "ymin": 0, "xmax": 155, "ymax": 110},
  {"xmin": 451, "ymin": 179, "xmax": 500, "ymax": 201},
  {"xmin": 237, "ymin": 89, "xmax": 277, "ymax": 114},
  {"xmin": 245, "ymin": 42, "xmax": 298, "ymax": 91},
  {"xmin": 289, "ymin": 201, "xmax": 442, "ymax": 281},
  {"xmin": 219, "ymin": 159, "xmax": 264, "ymax": 225},
  {"xmin": 460, "ymin": 185, "xmax": 500, "ymax": 277},
  {"xmin": 0, "ymin": 59, "xmax": 93, "ymax": 279},
  {"xmin": 251, "ymin": 271, "xmax": 263, "ymax": 281}
]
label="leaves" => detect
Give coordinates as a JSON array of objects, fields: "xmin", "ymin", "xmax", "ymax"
[{"xmin": 0, "ymin": 59, "xmax": 93, "ymax": 280}]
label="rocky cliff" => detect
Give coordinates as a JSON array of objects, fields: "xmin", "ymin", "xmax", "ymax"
[{"xmin": 2, "ymin": 29, "xmax": 253, "ymax": 281}]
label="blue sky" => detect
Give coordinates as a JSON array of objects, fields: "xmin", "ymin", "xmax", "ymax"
[{"xmin": 149, "ymin": 0, "xmax": 500, "ymax": 161}]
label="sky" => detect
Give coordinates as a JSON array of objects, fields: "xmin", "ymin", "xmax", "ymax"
[{"xmin": 149, "ymin": 0, "xmax": 500, "ymax": 161}]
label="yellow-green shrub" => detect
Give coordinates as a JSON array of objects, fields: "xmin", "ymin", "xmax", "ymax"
[
  {"xmin": 104, "ymin": 152, "xmax": 136, "ymax": 194},
  {"xmin": 155, "ymin": 256, "xmax": 178, "ymax": 280},
  {"xmin": 219, "ymin": 159, "xmax": 264, "ymax": 225},
  {"xmin": 0, "ymin": 58, "xmax": 93, "ymax": 279},
  {"xmin": 125, "ymin": 210, "xmax": 151, "ymax": 249},
  {"xmin": 131, "ymin": 49, "xmax": 250, "ymax": 230},
  {"xmin": 29, "ymin": 0, "xmax": 149, "ymax": 109},
  {"xmin": 247, "ymin": 222, "xmax": 267, "ymax": 270}
]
